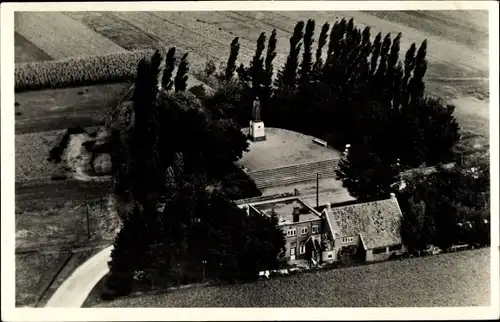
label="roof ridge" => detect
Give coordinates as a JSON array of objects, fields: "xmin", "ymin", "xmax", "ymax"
[{"xmin": 329, "ymin": 197, "xmax": 394, "ymax": 212}]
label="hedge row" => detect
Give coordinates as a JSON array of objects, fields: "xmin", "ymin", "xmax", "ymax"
[{"xmin": 15, "ymin": 50, "xmax": 158, "ymax": 92}]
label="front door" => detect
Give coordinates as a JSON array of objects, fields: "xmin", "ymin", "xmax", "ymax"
[{"xmin": 290, "ymin": 246, "xmax": 296, "ymax": 260}]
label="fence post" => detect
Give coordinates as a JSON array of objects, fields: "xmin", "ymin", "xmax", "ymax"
[
  {"xmin": 202, "ymin": 260, "xmax": 207, "ymax": 283},
  {"xmin": 316, "ymin": 173, "xmax": 320, "ymax": 208},
  {"xmin": 85, "ymin": 199, "xmax": 91, "ymax": 240}
]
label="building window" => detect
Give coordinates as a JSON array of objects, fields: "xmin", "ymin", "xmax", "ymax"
[
  {"xmin": 299, "ymin": 242, "xmax": 306, "ymax": 254},
  {"xmin": 327, "ymin": 253, "xmax": 333, "ymax": 259},
  {"xmin": 372, "ymin": 247, "xmax": 386, "ymax": 254},
  {"xmin": 286, "ymin": 229, "xmax": 297, "ymax": 237},
  {"xmin": 389, "ymin": 244, "xmax": 401, "ymax": 251},
  {"xmin": 342, "ymin": 237, "xmax": 354, "ymax": 243},
  {"xmin": 312, "ymin": 225, "xmax": 319, "ymax": 234},
  {"xmin": 300, "ymin": 227, "xmax": 308, "ymax": 235},
  {"xmin": 290, "ymin": 243, "xmax": 297, "ymax": 256}
]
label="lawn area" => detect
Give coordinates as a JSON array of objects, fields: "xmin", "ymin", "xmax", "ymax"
[
  {"xmin": 94, "ymin": 248, "xmax": 490, "ymax": 307},
  {"xmin": 15, "ymin": 83, "xmax": 129, "ymax": 134},
  {"xmin": 16, "ymin": 195, "xmax": 119, "ymax": 250},
  {"xmin": 16, "ymin": 251, "xmax": 72, "ymax": 307}
]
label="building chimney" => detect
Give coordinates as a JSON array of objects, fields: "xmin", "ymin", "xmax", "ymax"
[
  {"xmin": 292, "ymin": 207, "xmax": 300, "ymax": 223},
  {"xmin": 325, "ymin": 202, "xmax": 332, "ymax": 212},
  {"xmin": 390, "ymin": 193, "xmax": 396, "ymax": 200}
]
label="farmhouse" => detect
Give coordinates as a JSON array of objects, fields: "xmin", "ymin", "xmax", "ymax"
[
  {"xmin": 242, "ymin": 197, "xmax": 323, "ymax": 264},
  {"xmin": 240, "ymin": 193, "xmax": 406, "ymax": 266},
  {"xmin": 321, "ymin": 193, "xmax": 407, "ymax": 263}
]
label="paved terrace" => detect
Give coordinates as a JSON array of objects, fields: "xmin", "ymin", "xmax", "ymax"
[{"xmin": 237, "ymin": 127, "xmax": 341, "ymax": 171}]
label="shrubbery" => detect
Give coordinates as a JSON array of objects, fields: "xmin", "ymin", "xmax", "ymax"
[
  {"xmin": 398, "ymin": 154, "xmax": 490, "ymax": 253},
  {"xmin": 102, "ymin": 49, "xmax": 281, "ymax": 299}
]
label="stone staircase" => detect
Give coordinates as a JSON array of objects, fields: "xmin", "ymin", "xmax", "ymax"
[{"xmin": 248, "ymin": 158, "xmax": 340, "ymax": 189}]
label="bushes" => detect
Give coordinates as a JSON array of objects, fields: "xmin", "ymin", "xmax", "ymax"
[
  {"xmin": 15, "ymin": 49, "xmax": 156, "ymax": 92},
  {"xmin": 218, "ymin": 165, "xmax": 262, "ymax": 200}
]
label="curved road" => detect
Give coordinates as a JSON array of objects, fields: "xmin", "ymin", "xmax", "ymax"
[{"xmin": 45, "ymin": 246, "xmax": 113, "ymax": 307}]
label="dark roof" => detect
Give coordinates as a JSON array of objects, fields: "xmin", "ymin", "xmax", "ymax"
[
  {"xmin": 245, "ymin": 197, "xmax": 322, "ymax": 225},
  {"xmin": 325, "ymin": 197, "xmax": 403, "ymax": 250}
]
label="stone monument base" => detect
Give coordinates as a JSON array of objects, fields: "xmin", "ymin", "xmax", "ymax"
[{"xmin": 249, "ymin": 120, "xmax": 266, "ymax": 142}]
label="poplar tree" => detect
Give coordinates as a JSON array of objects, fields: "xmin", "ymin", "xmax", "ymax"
[
  {"xmin": 387, "ymin": 33, "xmax": 402, "ymax": 106},
  {"xmin": 370, "ymin": 32, "xmax": 382, "ymax": 75},
  {"xmin": 313, "ymin": 22, "xmax": 330, "ymax": 76},
  {"xmin": 410, "ymin": 39, "xmax": 428, "ymax": 103},
  {"xmin": 150, "ymin": 49, "xmax": 164, "ymax": 92},
  {"xmin": 388, "ymin": 33, "xmax": 402, "ymax": 74},
  {"xmin": 275, "ymin": 21, "xmax": 305, "ymax": 91},
  {"xmin": 402, "ymin": 43, "xmax": 417, "ymax": 107},
  {"xmin": 262, "ymin": 29, "xmax": 277, "ymax": 107},
  {"xmin": 299, "ymin": 19, "xmax": 315, "ymax": 84},
  {"xmin": 133, "ymin": 58, "xmax": 151, "ymax": 110},
  {"xmin": 162, "ymin": 47, "xmax": 176, "ymax": 91},
  {"xmin": 250, "ymin": 32, "xmax": 267, "ymax": 96},
  {"xmin": 225, "ymin": 37, "xmax": 240, "ymax": 82},
  {"xmin": 325, "ymin": 19, "xmax": 346, "ymax": 71},
  {"xmin": 174, "ymin": 53, "xmax": 189, "ymax": 92},
  {"xmin": 326, "ymin": 21, "xmax": 339, "ymax": 61}
]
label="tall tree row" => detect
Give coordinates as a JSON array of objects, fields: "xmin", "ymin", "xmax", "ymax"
[
  {"xmin": 210, "ymin": 16, "xmax": 460, "ymax": 200},
  {"xmin": 275, "ymin": 21, "xmax": 305, "ymax": 91}
]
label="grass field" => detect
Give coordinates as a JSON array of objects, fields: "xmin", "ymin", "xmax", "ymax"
[
  {"xmin": 15, "ymin": 195, "xmax": 118, "ymax": 250},
  {"xmin": 91, "ymin": 248, "xmax": 490, "ymax": 307},
  {"xmin": 15, "ymin": 83, "xmax": 128, "ymax": 134},
  {"xmin": 16, "ymin": 251, "xmax": 72, "ymax": 307},
  {"xmin": 15, "ymin": 12, "xmax": 126, "ymax": 59}
]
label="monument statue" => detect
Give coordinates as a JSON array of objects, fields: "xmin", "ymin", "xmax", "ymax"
[
  {"xmin": 252, "ymin": 96, "xmax": 261, "ymax": 122},
  {"xmin": 249, "ymin": 92, "xmax": 266, "ymax": 142}
]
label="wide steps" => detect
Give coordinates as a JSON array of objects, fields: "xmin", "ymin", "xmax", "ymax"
[
  {"xmin": 248, "ymin": 159, "xmax": 339, "ymax": 179},
  {"xmin": 248, "ymin": 159, "xmax": 340, "ymax": 189},
  {"xmin": 251, "ymin": 166, "xmax": 335, "ymax": 185},
  {"xmin": 250, "ymin": 163, "xmax": 336, "ymax": 181}
]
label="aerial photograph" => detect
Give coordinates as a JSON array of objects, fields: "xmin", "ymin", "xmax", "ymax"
[{"xmin": 7, "ymin": 2, "xmax": 494, "ymax": 314}]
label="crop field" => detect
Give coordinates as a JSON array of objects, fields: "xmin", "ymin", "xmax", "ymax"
[{"xmin": 93, "ymin": 248, "xmax": 490, "ymax": 307}]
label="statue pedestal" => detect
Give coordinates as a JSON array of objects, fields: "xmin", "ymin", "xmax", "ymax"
[{"xmin": 249, "ymin": 120, "xmax": 266, "ymax": 142}]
